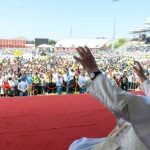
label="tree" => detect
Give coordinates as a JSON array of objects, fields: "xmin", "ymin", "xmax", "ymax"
[
  {"xmin": 49, "ymin": 39, "xmax": 56, "ymax": 46},
  {"xmin": 114, "ymin": 38, "xmax": 127, "ymax": 49}
]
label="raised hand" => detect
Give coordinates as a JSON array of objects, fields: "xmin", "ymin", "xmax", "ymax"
[
  {"xmin": 133, "ymin": 61, "xmax": 147, "ymax": 83},
  {"xmin": 73, "ymin": 46, "xmax": 99, "ymax": 74}
]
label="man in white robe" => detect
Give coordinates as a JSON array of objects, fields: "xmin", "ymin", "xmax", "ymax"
[{"xmin": 69, "ymin": 47, "xmax": 150, "ymax": 150}]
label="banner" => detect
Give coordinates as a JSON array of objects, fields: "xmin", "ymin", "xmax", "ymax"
[{"xmin": 13, "ymin": 49, "xmax": 23, "ymax": 57}]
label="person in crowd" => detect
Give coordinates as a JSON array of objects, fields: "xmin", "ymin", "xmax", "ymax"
[
  {"xmin": 78, "ymin": 71, "xmax": 87, "ymax": 94},
  {"xmin": 25, "ymin": 72, "xmax": 32, "ymax": 96},
  {"xmin": 128, "ymin": 72, "xmax": 134, "ymax": 90},
  {"xmin": 43, "ymin": 71, "xmax": 49, "ymax": 94},
  {"xmin": 2, "ymin": 79, "xmax": 10, "ymax": 97},
  {"xmin": 69, "ymin": 46, "xmax": 150, "ymax": 150},
  {"xmin": 8, "ymin": 77, "xmax": 15, "ymax": 97},
  {"xmin": 63, "ymin": 69, "xmax": 69, "ymax": 93},
  {"xmin": 56, "ymin": 73, "xmax": 63, "ymax": 95},
  {"xmin": 47, "ymin": 71, "xmax": 54, "ymax": 94},
  {"xmin": 120, "ymin": 72, "xmax": 128, "ymax": 91},
  {"xmin": 32, "ymin": 72, "xmax": 40, "ymax": 95},
  {"xmin": 39, "ymin": 74, "xmax": 45, "ymax": 95},
  {"xmin": 18, "ymin": 77, "xmax": 28, "ymax": 96},
  {"xmin": 69, "ymin": 69, "xmax": 75, "ymax": 94},
  {"xmin": 65, "ymin": 69, "xmax": 71, "ymax": 94},
  {"xmin": 13, "ymin": 75, "xmax": 19, "ymax": 96},
  {"xmin": 52, "ymin": 69, "xmax": 58, "ymax": 93}
]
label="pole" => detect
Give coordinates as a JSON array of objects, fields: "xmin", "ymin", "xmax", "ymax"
[
  {"xmin": 111, "ymin": 17, "xmax": 116, "ymax": 52},
  {"xmin": 111, "ymin": 0, "xmax": 120, "ymax": 51}
]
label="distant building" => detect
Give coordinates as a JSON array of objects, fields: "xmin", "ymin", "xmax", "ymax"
[{"xmin": 0, "ymin": 39, "xmax": 26, "ymax": 48}]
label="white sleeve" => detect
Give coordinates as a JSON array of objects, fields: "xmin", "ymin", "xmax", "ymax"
[
  {"xmin": 140, "ymin": 79, "xmax": 150, "ymax": 97},
  {"xmin": 87, "ymin": 74, "xmax": 150, "ymax": 124},
  {"xmin": 87, "ymin": 74, "xmax": 131, "ymax": 115}
]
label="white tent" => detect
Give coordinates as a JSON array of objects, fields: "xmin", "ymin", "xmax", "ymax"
[
  {"xmin": 38, "ymin": 44, "xmax": 53, "ymax": 48},
  {"xmin": 37, "ymin": 44, "xmax": 54, "ymax": 54},
  {"xmin": 55, "ymin": 39, "xmax": 109, "ymax": 49},
  {"xmin": 86, "ymin": 39, "xmax": 109, "ymax": 48}
]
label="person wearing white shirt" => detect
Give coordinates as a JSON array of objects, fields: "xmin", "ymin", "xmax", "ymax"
[
  {"xmin": 69, "ymin": 46, "xmax": 150, "ymax": 150},
  {"xmin": 64, "ymin": 69, "xmax": 71, "ymax": 94},
  {"xmin": 56, "ymin": 74, "xmax": 63, "ymax": 95},
  {"xmin": 52, "ymin": 71, "xmax": 58, "ymax": 93},
  {"xmin": 128, "ymin": 73, "xmax": 133, "ymax": 90},
  {"xmin": 78, "ymin": 72, "xmax": 87, "ymax": 94},
  {"xmin": 1, "ymin": 73, "xmax": 8, "ymax": 82}
]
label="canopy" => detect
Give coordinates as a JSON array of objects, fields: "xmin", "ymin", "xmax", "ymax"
[
  {"xmin": 55, "ymin": 39, "xmax": 109, "ymax": 49},
  {"xmin": 38, "ymin": 44, "xmax": 53, "ymax": 48}
]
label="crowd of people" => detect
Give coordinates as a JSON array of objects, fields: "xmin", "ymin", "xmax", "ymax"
[
  {"xmin": 0, "ymin": 44, "xmax": 150, "ymax": 97},
  {"xmin": 0, "ymin": 52, "xmax": 92, "ymax": 97},
  {"xmin": 119, "ymin": 41, "xmax": 150, "ymax": 52}
]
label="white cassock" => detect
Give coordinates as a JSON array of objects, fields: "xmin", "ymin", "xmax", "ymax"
[{"xmin": 69, "ymin": 74, "xmax": 150, "ymax": 150}]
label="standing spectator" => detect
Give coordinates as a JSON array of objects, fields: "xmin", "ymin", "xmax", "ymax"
[
  {"xmin": 52, "ymin": 70, "xmax": 58, "ymax": 93},
  {"xmin": 120, "ymin": 73, "xmax": 128, "ymax": 91},
  {"xmin": 78, "ymin": 72, "xmax": 87, "ymax": 94},
  {"xmin": 128, "ymin": 73, "xmax": 133, "ymax": 90},
  {"xmin": 8, "ymin": 77, "xmax": 15, "ymax": 96},
  {"xmin": 13, "ymin": 75, "xmax": 19, "ymax": 96},
  {"xmin": 43, "ymin": 72, "xmax": 49, "ymax": 94},
  {"xmin": 65, "ymin": 69, "xmax": 71, "ymax": 94},
  {"xmin": 39, "ymin": 74, "xmax": 45, "ymax": 95},
  {"xmin": 3, "ymin": 80, "xmax": 10, "ymax": 97},
  {"xmin": 56, "ymin": 74, "xmax": 63, "ymax": 95},
  {"xmin": 32, "ymin": 72, "xmax": 40, "ymax": 95},
  {"xmin": 18, "ymin": 78, "xmax": 28, "ymax": 96},
  {"xmin": 63, "ymin": 70, "xmax": 68, "ymax": 93},
  {"xmin": 69, "ymin": 69, "xmax": 75, "ymax": 94},
  {"xmin": 25, "ymin": 72, "xmax": 32, "ymax": 96}
]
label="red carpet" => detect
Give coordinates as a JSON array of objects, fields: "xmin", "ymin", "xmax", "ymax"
[{"xmin": 0, "ymin": 91, "xmax": 144, "ymax": 150}]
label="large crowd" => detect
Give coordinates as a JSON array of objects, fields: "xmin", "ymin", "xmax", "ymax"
[
  {"xmin": 0, "ymin": 44, "xmax": 150, "ymax": 97},
  {"xmin": 120, "ymin": 44, "xmax": 150, "ymax": 52}
]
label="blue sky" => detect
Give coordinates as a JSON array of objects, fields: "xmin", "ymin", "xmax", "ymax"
[{"xmin": 0, "ymin": 0, "xmax": 150, "ymax": 40}]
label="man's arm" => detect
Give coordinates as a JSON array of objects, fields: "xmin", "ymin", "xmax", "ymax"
[
  {"xmin": 73, "ymin": 47, "xmax": 150, "ymax": 118},
  {"xmin": 87, "ymin": 74, "xmax": 130, "ymax": 115}
]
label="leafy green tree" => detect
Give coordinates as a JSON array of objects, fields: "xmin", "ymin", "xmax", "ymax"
[
  {"xmin": 114, "ymin": 38, "xmax": 127, "ymax": 49},
  {"xmin": 49, "ymin": 39, "xmax": 56, "ymax": 46}
]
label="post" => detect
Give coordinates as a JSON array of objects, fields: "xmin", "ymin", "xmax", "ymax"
[{"xmin": 111, "ymin": 0, "xmax": 120, "ymax": 51}]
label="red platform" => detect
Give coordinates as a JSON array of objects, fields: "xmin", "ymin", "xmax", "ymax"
[{"xmin": 0, "ymin": 91, "xmax": 144, "ymax": 150}]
